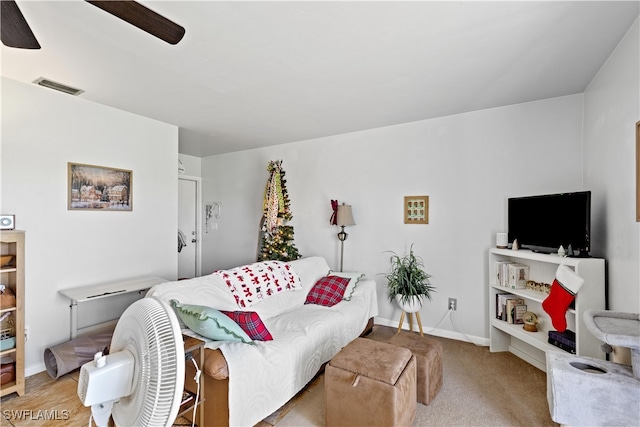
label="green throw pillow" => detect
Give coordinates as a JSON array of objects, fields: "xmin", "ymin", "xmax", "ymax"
[
  {"xmin": 328, "ymin": 271, "xmax": 365, "ymax": 301},
  {"xmin": 170, "ymin": 300, "xmax": 253, "ymax": 344}
]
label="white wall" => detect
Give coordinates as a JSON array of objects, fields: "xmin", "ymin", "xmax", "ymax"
[
  {"xmin": 201, "ymin": 94, "xmax": 584, "ymax": 342},
  {"xmin": 1, "ymin": 77, "xmax": 179, "ymax": 375},
  {"xmin": 583, "ymin": 18, "xmax": 640, "ymax": 313},
  {"xmin": 178, "ymin": 153, "xmax": 202, "ymax": 177}
]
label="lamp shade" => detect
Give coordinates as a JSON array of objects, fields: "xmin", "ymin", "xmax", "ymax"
[{"xmin": 336, "ymin": 204, "xmax": 355, "ymax": 227}]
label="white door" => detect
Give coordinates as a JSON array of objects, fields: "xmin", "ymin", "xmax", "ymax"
[{"xmin": 178, "ymin": 177, "xmax": 200, "ymax": 278}]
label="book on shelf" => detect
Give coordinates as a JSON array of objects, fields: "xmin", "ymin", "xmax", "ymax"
[
  {"xmin": 495, "ymin": 261, "xmax": 513, "ymax": 286},
  {"xmin": 506, "ymin": 298, "xmax": 525, "ymax": 323},
  {"xmin": 496, "ymin": 293, "xmax": 523, "ymax": 321},
  {"xmin": 548, "ymin": 330, "xmax": 576, "ymax": 345},
  {"xmin": 496, "ymin": 293, "xmax": 507, "ymax": 320},
  {"xmin": 548, "ymin": 329, "xmax": 576, "ymax": 354},
  {"xmin": 548, "ymin": 338, "xmax": 576, "ymax": 354},
  {"xmin": 507, "ymin": 263, "xmax": 529, "ymax": 289},
  {"xmin": 512, "ymin": 303, "xmax": 527, "ymax": 324}
]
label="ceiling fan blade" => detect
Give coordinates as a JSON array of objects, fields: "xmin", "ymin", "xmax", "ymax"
[
  {"xmin": 1, "ymin": 0, "xmax": 41, "ymax": 49},
  {"xmin": 86, "ymin": 1, "xmax": 185, "ymax": 45}
]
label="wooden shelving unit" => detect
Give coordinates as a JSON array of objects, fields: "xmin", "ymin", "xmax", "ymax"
[{"xmin": 1, "ymin": 230, "xmax": 25, "ymax": 397}]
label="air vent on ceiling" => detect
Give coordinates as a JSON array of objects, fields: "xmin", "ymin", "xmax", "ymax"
[{"xmin": 32, "ymin": 77, "xmax": 84, "ymax": 96}]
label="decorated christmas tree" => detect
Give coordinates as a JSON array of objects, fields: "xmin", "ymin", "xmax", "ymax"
[{"xmin": 257, "ymin": 160, "xmax": 301, "ymax": 261}]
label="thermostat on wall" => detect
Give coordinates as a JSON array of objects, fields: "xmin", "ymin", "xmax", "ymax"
[{"xmin": 0, "ymin": 215, "xmax": 15, "ymax": 230}]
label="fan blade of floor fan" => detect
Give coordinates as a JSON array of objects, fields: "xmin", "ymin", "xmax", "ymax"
[
  {"xmin": 1, "ymin": 0, "xmax": 41, "ymax": 49},
  {"xmin": 86, "ymin": 1, "xmax": 185, "ymax": 45}
]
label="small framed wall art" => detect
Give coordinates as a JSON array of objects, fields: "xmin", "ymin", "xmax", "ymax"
[
  {"xmin": 404, "ymin": 195, "xmax": 429, "ymax": 224},
  {"xmin": 68, "ymin": 162, "xmax": 133, "ymax": 211}
]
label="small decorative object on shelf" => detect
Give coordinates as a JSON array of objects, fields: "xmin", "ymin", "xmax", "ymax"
[
  {"xmin": 0, "ymin": 255, "xmax": 13, "ymax": 267},
  {"xmin": 511, "ymin": 239, "xmax": 520, "ymax": 251},
  {"xmin": 0, "ymin": 215, "xmax": 15, "ymax": 231},
  {"xmin": 558, "ymin": 245, "xmax": 566, "ymax": 257},
  {"xmin": 496, "ymin": 232, "xmax": 508, "ymax": 249},
  {"xmin": 0, "ymin": 285, "xmax": 16, "ymax": 309},
  {"xmin": 0, "ymin": 357, "xmax": 15, "ymax": 385},
  {"xmin": 522, "ymin": 311, "xmax": 539, "ymax": 332},
  {"xmin": 526, "ymin": 280, "xmax": 551, "ymax": 294},
  {"xmin": 0, "ymin": 328, "xmax": 16, "ymax": 351}
]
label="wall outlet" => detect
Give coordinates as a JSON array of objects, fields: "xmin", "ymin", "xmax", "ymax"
[
  {"xmin": 448, "ymin": 298, "xmax": 457, "ymax": 311},
  {"xmin": 24, "ymin": 325, "xmax": 29, "ymax": 342}
]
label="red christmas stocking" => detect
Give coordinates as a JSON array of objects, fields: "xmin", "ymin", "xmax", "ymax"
[{"xmin": 542, "ymin": 265, "xmax": 584, "ymax": 332}]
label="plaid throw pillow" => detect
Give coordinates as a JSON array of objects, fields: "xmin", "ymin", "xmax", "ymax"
[
  {"xmin": 305, "ymin": 276, "xmax": 350, "ymax": 307},
  {"xmin": 221, "ymin": 310, "xmax": 273, "ymax": 341}
]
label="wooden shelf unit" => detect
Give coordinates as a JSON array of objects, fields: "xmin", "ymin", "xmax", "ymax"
[
  {"xmin": 488, "ymin": 248, "xmax": 605, "ymax": 371},
  {"xmin": 1, "ymin": 230, "xmax": 25, "ymax": 397}
]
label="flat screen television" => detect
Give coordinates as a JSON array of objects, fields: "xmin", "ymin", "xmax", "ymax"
[{"xmin": 507, "ymin": 191, "xmax": 591, "ymax": 256}]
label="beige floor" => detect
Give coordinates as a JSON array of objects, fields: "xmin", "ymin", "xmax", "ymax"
[
  {"xmin": 0, "ymin": 368, "xmax": 220, "ymax": 427},
  {"xmin": 0, "ymin": 358, "xmax": 320, "ymax": 427},
  {"xmin": 1, "ymin": 370, "xmax": 92, "ymax": 427}
]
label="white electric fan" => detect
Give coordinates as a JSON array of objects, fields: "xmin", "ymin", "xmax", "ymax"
[{"xmin": 77, "ymin": 298, "xmax": 185, "ymax": 427}]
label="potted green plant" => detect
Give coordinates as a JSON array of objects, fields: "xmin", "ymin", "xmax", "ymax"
[{"xmin": 384, "ymin": 244, "xmax": 436, "ymax": 312}]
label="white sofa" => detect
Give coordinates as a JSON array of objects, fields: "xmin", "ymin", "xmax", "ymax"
[{"xmin": 146, "ymin": 256, "xmax": 378, "ymax": 426}]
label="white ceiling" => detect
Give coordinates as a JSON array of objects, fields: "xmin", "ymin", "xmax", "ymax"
[{"xmin": 2, "ymin": 1, "xmax": 638, "ymax": 157}]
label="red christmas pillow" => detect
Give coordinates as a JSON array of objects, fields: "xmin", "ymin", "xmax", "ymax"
[
  {"xmin": 220, "ymin": 310, "xmax": 273, "ymax": 341},
  {"xmin": 305, "ymin": 276, "xmax": 350, "ymax": 307}
]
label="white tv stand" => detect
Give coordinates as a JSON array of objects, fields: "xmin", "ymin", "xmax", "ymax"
[{"xmin": 488, "ymin": 248, "xmax": 605, "ymax": 370}]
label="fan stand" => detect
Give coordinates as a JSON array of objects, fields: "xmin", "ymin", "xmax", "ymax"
[{"xmin": 91, "ymin": 401, "xmax": 114, "ymax": 427}]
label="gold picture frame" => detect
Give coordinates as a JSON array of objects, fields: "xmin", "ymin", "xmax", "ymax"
[
  {"xmin": 637, "ymin": 121, "xmax": 639, "ymax": 222},
  {"xmin": 404, "ymin": 195, "xmax": 429, "ymax": 224},
  {"xmin": 68, "ymin": 162, "xmax": 133, "ymax": 211}
]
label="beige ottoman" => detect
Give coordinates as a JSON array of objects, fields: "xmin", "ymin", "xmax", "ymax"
[
  {"xmin": 325, "ymin": 337, "xmax": 417, "ymax": 427},
  {"xmin": 388, "ymin": 331, "xmax": 443, "ymax": 406}
]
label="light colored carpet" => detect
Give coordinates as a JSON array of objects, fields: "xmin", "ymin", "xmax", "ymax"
[{"xmin": 273, "ymin": 325, "xmax": 555, "ymax": 426}]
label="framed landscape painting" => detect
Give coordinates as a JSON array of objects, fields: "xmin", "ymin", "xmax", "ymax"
[{"xmin": 68, "ymin": 163, "xmax": 132, "ymax": 211}]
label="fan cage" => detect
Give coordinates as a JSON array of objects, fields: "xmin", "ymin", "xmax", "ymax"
[{"xmin": 112, "ymin": 298, "xmax": 184, "ymax": 427}]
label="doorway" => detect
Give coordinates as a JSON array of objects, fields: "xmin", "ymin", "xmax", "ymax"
[{"xmin": 178, "ymin": 176, "xmax": 202, "ymax": 278}]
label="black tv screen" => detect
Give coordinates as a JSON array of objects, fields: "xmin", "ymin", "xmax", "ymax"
[{"xmin": 508, "ymin": 191, "xmax": 591, "ymax": 256}]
